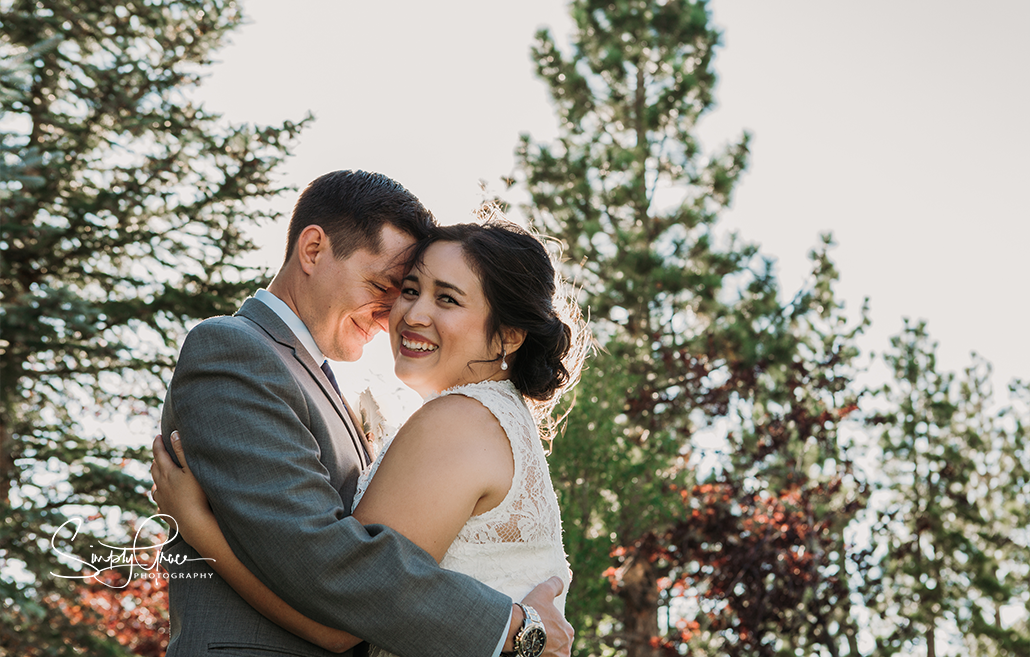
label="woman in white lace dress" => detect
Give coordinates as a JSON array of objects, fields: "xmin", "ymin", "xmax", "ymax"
[{"xmin": 152, "ymin": 218, "xmax": 586, "ymax": 654}]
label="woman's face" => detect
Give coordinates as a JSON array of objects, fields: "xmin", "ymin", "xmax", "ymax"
[{"xmin": 389, "ymin": 241, "xmax": 506, "ymax": 397}]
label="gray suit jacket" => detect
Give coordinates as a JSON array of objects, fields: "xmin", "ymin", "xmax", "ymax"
[{"xmin": 160, "ymin": 298, "xmax": 510, "ymax": 656}]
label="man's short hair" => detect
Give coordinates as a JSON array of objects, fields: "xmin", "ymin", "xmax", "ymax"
[{"xmin": 285, "ymin": 170, "xmax": 436, "ymax": 262}]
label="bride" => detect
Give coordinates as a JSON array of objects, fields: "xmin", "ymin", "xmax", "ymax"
[{"xmin": 152, "ymin": 217, "xmax": 587, "ymax": 654}]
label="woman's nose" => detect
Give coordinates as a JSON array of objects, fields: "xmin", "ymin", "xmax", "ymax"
[{"xmin": 403, "ymin": 297, "xmax": 432, "ymax": 326}]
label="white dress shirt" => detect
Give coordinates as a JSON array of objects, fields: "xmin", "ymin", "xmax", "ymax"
[{"xmin": 254, "ymin": 289, "xmax": 325, "ymax": 365}]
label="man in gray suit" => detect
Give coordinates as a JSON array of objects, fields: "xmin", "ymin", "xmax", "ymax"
[{"xmin": 159, "ymin": 170, "xmax": 571, "ymax": 656}]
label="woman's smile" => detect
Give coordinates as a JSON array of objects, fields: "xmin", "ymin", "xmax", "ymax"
[
  {"xmin": 389, "ymin": 241, "xmax": 505, "ymax": 398},
  {"xmin": 399, "ymin": 331, "xmax": 439, "ymax": 357}
]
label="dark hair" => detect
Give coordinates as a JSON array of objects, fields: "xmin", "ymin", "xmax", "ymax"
[
  {"xmin": 284, "ymin": 170, "xmax": 435, "ymax": 262},
  {"xmin": 409, "ymin": 216, "xmax": 587, "ymax": 423}
]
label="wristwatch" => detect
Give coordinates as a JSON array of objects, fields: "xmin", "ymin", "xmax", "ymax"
[{"xmin": 509, "ymin": 602, "xmax": 547, "ymax": 657}]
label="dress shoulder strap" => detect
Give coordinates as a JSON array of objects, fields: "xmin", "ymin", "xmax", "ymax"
[
  {"xmin": 437, "ymin": 380, "xmax": 540, "ymax": 506},
  {"xmin": 437, "ymin": 381, "xmax": 537, "ymax": 452}
]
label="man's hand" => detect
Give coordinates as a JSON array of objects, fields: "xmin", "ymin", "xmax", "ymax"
[{"xmin": 505, "ymin": 576, "xmax": 573, "ymax": 657}]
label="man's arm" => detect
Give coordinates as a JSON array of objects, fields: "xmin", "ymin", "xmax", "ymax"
[
  {"xmin": 507, "ymin": 580, "xmax": 574, "ymax": 657},
  {"xmin": 163, "ymin": 318, "xmax": 511, "ymax": 657},
  {"xmin": 152, "ymin": 434, "xmax": 361, "ymax": 653}
]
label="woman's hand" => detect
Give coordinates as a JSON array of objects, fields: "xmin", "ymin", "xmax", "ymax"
[{"xmin": 151, "ymin": 432, "xmax": 215, "ymax": 545}]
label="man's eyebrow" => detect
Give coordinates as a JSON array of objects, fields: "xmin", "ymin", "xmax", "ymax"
[{"xmin": 377, "ymin": 269, "xmax": 403, "ymax": 288}]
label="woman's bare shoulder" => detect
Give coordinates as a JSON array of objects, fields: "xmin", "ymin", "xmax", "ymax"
[{"xmin": 396, "ymin": 393, "xmax": 510, "ymax": 458}]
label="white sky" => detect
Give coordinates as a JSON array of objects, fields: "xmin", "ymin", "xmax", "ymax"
[{"xmin": 189, "ymin": 0, "xmax": 1029, "ymax": 416}]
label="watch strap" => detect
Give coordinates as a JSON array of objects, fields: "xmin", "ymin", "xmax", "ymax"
[{"xmin": 511, "ymin": 602, "xmax": 546, "ymax": 657}]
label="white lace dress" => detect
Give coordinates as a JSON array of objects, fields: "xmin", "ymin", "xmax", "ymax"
[{"xmin": 352, "ymin": 379, "xmax": 572, "ymax": 656}]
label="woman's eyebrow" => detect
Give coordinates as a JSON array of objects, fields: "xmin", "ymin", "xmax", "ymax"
[
  {"xmin": 433, "ymin": 280, "xmax": 466, "ymax": 297},
  {"xmin": 405, "ymin": 271, "xmax": 466, "ymax": 297}
]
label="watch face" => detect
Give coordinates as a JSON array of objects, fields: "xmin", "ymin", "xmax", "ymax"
[{"xmin": 520, "ymin": 627, "xmax": 547, "ymax": 657}]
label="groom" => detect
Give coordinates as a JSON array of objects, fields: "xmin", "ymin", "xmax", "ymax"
[{"xmin": 158, "ymin": 170, "xmax": 571, "ymax": 656}]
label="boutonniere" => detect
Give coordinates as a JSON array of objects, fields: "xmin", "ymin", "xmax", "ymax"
[{"xmin": 358, "ymin": 388, "xmax": 394, "ymax": 453}]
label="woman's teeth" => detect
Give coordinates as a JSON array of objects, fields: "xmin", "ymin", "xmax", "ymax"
[{"xmin": 402, "ymin": 337, "xmax": 438, "ymax": 352}]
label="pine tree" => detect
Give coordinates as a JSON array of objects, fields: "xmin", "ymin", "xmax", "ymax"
[
  {"xmin": 513, "ymin": 1, "xmax": 868, "ymax": 654},
  {"xmin": 512, "ymin": 1, "xmax": 748, "ymax": 651},
  {"xmin": 1, "ymin": 1, "xmax": 307, "ymax": 652},
  {"xmin": 866, "ymin": 322, "xmax": 1030, "ymax": 656}
]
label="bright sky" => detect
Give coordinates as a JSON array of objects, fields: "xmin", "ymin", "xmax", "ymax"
[{"xmin": 190, "ymin": 0, "xmax": 1029, "ymax": 417}]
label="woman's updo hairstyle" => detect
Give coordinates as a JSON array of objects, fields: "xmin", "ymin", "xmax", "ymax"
[{"xmin": 408, "ymin": 209, "xmax": 588, "ymax": 437}]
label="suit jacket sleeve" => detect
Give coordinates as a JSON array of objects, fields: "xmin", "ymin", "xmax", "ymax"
[{"xmin": 162, "ymin": 318, "xmax": 512, "ymax": 656}]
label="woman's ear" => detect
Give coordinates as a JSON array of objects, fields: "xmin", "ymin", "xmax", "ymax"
[{"xmin": 501, "ymin": 327, "xmax": 527, "ymax": 355}]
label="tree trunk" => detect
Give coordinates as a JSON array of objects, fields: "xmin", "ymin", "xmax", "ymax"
[
  {"xmin": 618, "ymin": 555, "xmax": 660, "ymax": 657},
  {"xmin": 0, "ymin": 421, "xmax": 12, "ymax": 505}
]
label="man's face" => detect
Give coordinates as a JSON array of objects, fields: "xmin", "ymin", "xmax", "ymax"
[{"xmin": 304, "ymin": 224, "xmax": 416, "ymax": 362}]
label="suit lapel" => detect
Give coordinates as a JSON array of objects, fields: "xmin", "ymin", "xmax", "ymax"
[{"xmin": 236, "ymin": 298, "xmax": 371, "ymax": 466}]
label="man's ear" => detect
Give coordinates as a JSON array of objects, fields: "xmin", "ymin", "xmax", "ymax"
[
  {"xmin": 501, "ymin": 327, "xmax": 527, "ymax": 355},
  {"xmin": 295, "ymin": 225, "xmax": 329, "ymax": 275}
]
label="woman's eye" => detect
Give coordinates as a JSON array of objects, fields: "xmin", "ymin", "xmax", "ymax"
[
  {"xmin": 401, "ymin": 287, "xmax": 418, "ymax": 297},
  {"xmin": 439, "ymin": 294, "xmax": 458, "ymax": 305}
]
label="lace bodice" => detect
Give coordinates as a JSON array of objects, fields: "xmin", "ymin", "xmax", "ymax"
[{"xmin": 353, "ymin": 379, "xmax": 572, "ymax": 614}]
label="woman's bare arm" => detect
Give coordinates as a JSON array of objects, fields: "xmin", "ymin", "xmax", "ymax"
[{"xmin": 351, "ymin": 394, "xmax": 514, "ymax": 562}]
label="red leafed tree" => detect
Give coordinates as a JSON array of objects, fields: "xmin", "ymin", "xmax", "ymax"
[
  {"xmin": 618, "ymin": 478, "xmax": 865, "ymax": 656},
  {"xmin": 41, "ymin": 544, "xmax": 169, "ymax": 656},
  {"xmin": 597, "ymin": 241, "xmax": 870, "ymax": 657},
  {"xmin": 8, "ymin": 563, "xmax": 169, "ymax": 657},
  {"xmin": 70, "ymin": 570, "xmax": 170, "ymax": 656}
]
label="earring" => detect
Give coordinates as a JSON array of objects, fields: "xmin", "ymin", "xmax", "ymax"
[{"xmin": 500, "ymin": 347, "xmax": 508, "ymax": 371}]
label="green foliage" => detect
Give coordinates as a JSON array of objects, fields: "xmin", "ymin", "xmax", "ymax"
[
  {"xmin": 515, "ymin": 1, "xmax": 870, "ymax": 654},
  {"xmin": 866, "ymin": 322, "xmax": 1030, "ymax": 656},
  {"xmin": 517, "ymin": 2, "xmax": 1027, "ymax": 655},
  {"xmin": 550, "ymin": 349, "xmax": 691, "ymax": 646},
  {"xmin": 0, "ymin": 0, "xmax": 307, "ymax": 652}
]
